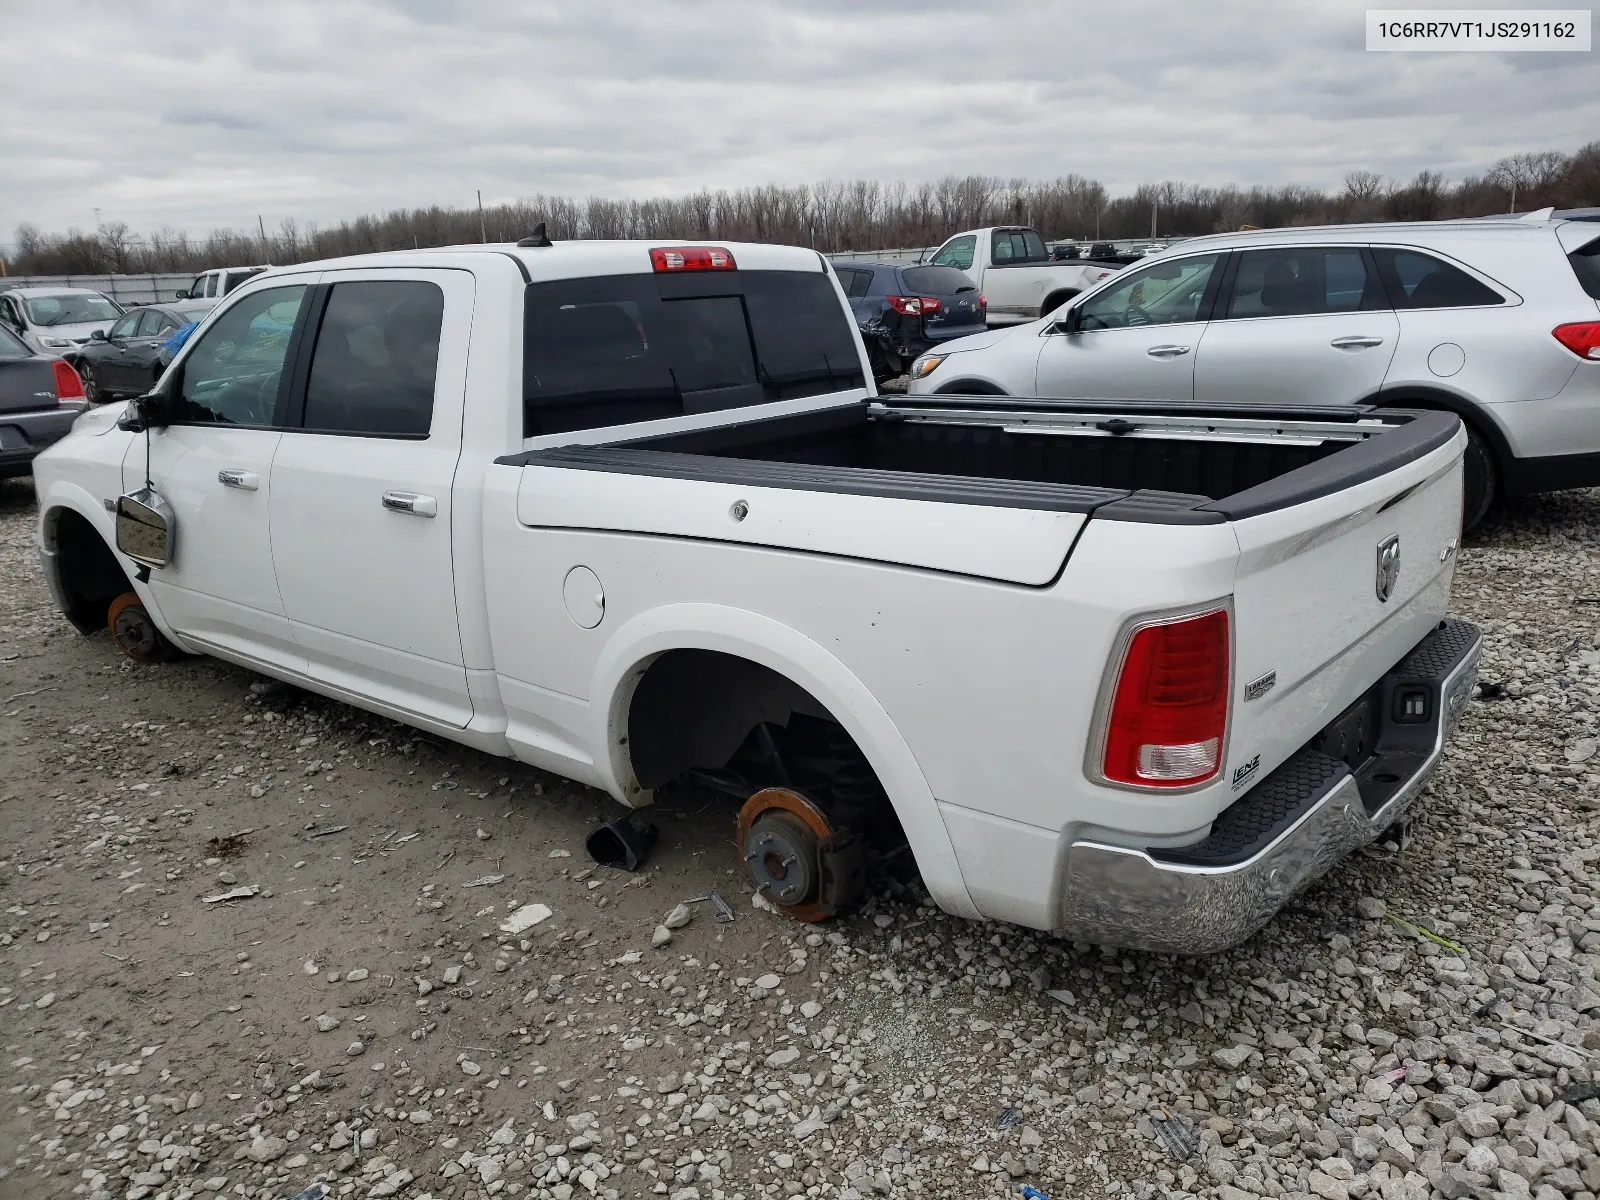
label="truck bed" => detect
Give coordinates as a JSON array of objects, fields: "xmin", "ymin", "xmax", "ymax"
[{"xmin": 503, "ymin": 398, "xmax": 1460, "ymax": 525}]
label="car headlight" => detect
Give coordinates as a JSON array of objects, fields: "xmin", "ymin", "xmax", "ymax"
[
  {"xmin": 909, "ymin": 353, "xmax": 948, "ymax": 379},
  {"xmin": 38, "ymin": 336, "xmax": 73, "ymax": 349}
]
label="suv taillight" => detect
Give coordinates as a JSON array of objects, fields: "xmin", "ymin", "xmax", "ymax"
[
  {"xmin": 1553, "ymin": 322, "xmax": 1600, "ymax": 360},
  {"xmin": 52, "ymin": 360, "xmax": 85, "ymax": 401},
  {"xmin": 649, "ymin": 246, "xmax": 736, "ymax": 272},
  {"xmin": 1099, "ymin": 607, "xmax": 1231, "ymax": 789},
  {"xmin": 886, "ymin": 295, "xmax": 942, "ymax": 316}
]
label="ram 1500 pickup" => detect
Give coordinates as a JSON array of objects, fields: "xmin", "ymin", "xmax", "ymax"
[
  {"xmin": 927, "ymin": 226, "xmax": 1123, "ymax": 325},
  {"xmin": 32, "ymin": 238, "xmax": 1480, "ymax": 953}
]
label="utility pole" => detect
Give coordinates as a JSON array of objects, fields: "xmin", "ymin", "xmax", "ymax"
[
  {"xmin": 1151, "ymin": 194, "xmax": 1158, "ymax": 240},
  {"xmin": 478, "ymin": 190, "xmax": 487, "ymax": 244},
  {"xmin": 258, "ymin": 215, "xmax": 269, "ymax": 260},
  {"xmin": 1509, "ymin": 180, "xmax": 1518, "ymax": 214}
]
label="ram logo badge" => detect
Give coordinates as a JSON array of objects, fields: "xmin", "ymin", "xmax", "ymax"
[
  {"xmin": 1376, "ymin": 535, "xmax": 1401, "ymax": 603},
  {"xmin": 1245, "ymin": 670, "xmax": 1276, "ymax": 702},
  {"xmin": 1231, "ymin": 754, "xmax": 1261, "ymax": 790}
]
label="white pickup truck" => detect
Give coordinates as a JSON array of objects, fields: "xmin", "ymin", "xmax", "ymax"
[
  {"xmin": 927, "ymin": 226, "xmax": 1123, "ymax": 325},
  {"xmin": 32, "ymin": 238, "xmax": 1481, "ymax": 953}
]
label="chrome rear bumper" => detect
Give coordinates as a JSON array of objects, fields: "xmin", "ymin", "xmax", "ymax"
[{"xmin": 1058, "ymin": 619, "xmax": 1482, "ymax": 955}]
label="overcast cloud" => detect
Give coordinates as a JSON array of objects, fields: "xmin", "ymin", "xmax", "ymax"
[{"xmin": 1, "ymin": 0, "xmax": 1595, "ymax": 246}]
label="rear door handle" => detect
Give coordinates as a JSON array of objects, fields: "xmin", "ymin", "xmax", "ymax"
[
  {"xmin": 1331, "ymin": 335, "xmax": 1385, "ymax": 349},
  {"xmin": 1146, "ymin": 344, "xmax": 1191, "ymax": 358},
  {"xmin": 217, "ymin": 469, "xmax": 259, "ymax": 491},
  {"xmin": 382, "ymin": 491, "xmax": 438, "ymax": 518}
]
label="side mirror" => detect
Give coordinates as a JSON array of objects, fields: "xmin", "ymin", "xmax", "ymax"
[
  {"xmin": 115, "ymin": 487, "xmax": 175, "ymax": 570},
  {"xmin": 90, "ymin": 328, "xmax": 107, "ymax": 341},
  {"xmin": 1053, "ymin": 305, "xmax": 1083, "ymax": 334},
  {"xmin": 116, "ymin": 391, "xmax": 172, "ymax": 433}
]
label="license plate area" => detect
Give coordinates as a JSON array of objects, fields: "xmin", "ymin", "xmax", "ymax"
[{"xmin": 1311, "ymin": 619, "xmax": 1477, "ymax": 817}]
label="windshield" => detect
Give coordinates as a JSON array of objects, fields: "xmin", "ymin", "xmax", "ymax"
[{"xmin": 22, "ymin": 292, "xmax": 122, "ymax": 327}]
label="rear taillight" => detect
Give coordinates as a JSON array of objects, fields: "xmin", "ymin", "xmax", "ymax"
[
  {"xmin": 1098, "ymin": 607, "xmax": 1231, "ymax": 789},
  {"xmin": 1554, "ymin": 322, "xmax": 1600, "ymax": 360},
  {"xmin": 649, "ymin": 246, "xmax": 736, "ymax": 272},
  {"xmin": 977, "ymin": 293, "xmax": 987, "ymax": 309},
  {"xmin": 886, "ymin": 295, "xmax": 943, "ymax": 316},
  {"xmin": 52, "ymin": 360, "xmax": 85, "ymax": 401}
]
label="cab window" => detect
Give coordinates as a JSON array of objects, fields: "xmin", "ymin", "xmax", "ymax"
[
  {"xmin": 300, "ymin": 280, "xmax": 444, "ymax": 437},
  {"xmin": 931, "ymin": 235, "xmax": 976, "ymax": 272},
  {"xmin": 1076, "ymin": 254, "xmax": 1222, "ymax": 330},
  {"xmin": 169, "ymin": 285, "xmax": 307, "ymax": 426}
]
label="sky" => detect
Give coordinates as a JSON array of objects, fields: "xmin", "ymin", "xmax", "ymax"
[{"xmin": 1, "ymin": 0, "xmax": 1596, "ymax": 248}]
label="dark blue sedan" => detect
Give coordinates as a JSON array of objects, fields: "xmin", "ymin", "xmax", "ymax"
[{"xmin": 832, "ymin": 262, "xmax": 986, "ymax": 380}]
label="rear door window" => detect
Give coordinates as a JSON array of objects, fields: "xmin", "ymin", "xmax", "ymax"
[
  {"xmin": 990, "ymin": 230, "xmax": 1047, "ymax": 265},
  {"xmin": 300, "ymin": 280, "xmax": 444, "ymax": 437},
  {"xmin": 135, "ymin": 310, "xmax": 167, "ymax": 337},
  {"xmin": 1569, "ymin": 236, "xmax": 1600, "ymax": 301},
  {"xmin": 523, "ymin": 269, "xmax": 864, "ymax": 435},
  {"xmin": 1224, "ymin": 248, "xmax": 1381, "ymax": 318},
  {"xmin": 1373, "ymin": 248, "xmax": 1504, "ymax": 308},
  {"xmin": 835, "ymin": 268, "xmax": 872, "ymax": 299},
  {"xmin": 901, "ymin": 266, "xmax": 976, "ymax": 294}
]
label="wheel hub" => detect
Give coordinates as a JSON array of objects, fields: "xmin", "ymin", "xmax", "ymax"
[
  {"xmin": 742, "ymin": 811, "xmax": 818, "ymax": 907},
  {"xmin": 734, "ymin": 786, "xmax": 867, "ymax": 922},
  {"xmin": 112, "ymin": 605, "xmax": 160, "ymax": 658}
]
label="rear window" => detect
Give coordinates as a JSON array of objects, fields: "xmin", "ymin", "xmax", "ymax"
[
  {"xmin": 1570, "ymin": 237, "xmax": 1600, "ymax": 301},
  {"xmin": 901, "ymin": 266, "xmax": 976, "ymax": 294},
  {"xmin": 991, "ymin": 230, "xmax": 1048, "ymax": 265},
  {"xmin": 1373, "ymin": 248, "xmax": 1504, "ymax": 309},
  {"xmin": 523, "ymin": 270, "xmax": 864, "ymax": 435}
]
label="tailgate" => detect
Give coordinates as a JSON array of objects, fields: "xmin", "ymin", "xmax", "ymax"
[{"xmin": 1222, "ymin": 424, "xmax": 1465, "ymax": 792}]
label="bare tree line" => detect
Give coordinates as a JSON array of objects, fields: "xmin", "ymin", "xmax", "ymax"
[{"xmin": 7, "ymin": 144, "xmax": 1597, "ymax": 277}]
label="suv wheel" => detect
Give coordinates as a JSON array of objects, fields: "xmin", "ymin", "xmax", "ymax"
[{"xmin": 1462, "ymin": 425, "xmax": 1496, "ymax": 532}]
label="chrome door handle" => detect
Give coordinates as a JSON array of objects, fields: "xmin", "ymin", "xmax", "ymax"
[
  {"xmin": 382, "ymin": 491, "xmax": 438, "ymax": 518},
  {"xmin": 1331, "ymin": 335, "xmax": 1385, "ymax": 349},
  {"xmin": 217, "ymin": 469, "xmax": 259, "ymax": 491},
  {"xmin": 1146, "ymin": 344, "xmax": 1191, "ymax": 357}
]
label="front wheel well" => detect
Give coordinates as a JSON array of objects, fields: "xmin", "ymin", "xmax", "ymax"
[
  {"xmin": 933, "ymin": 379, "xmax": 1008, "ymax": 395},
  {"xmin": 45, "ymin": 507, "xmax": 133, "ymax": 634}
]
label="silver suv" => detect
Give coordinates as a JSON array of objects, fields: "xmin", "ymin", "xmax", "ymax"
[{"xmin": 908, "ymin": 212, "xmax": 1600, "ymax": 528}]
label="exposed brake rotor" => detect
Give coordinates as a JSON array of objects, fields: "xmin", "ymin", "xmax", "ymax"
[{"xmin": 736, "ymin": 787, "xmax": 866, "ymax": 922}]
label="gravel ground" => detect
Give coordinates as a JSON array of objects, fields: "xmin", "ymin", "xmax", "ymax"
[{"xmin": 5, "ymin": 471, "xmax": 1600, "ymax": 1200}]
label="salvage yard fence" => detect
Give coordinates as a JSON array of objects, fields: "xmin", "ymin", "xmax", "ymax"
[
  {"xmin": 1, "ymin": 240, "xmax": 1187, "ymax": 305},
  {"xmin": 0, "ymin": 273, "xmax": 193, "ymax": 308}
]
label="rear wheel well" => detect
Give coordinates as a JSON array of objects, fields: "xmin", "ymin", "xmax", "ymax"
[
  {"xmin": 1375, "ymin": 389, "xmax": 1503, "ymax": 528},
  {"xmin": 46, "ymin": 508, "xmax": 133, "ymax": 634},
  {"xmin": 626, "ymin": 650, "xmax": 833, "ymax": 790},
  {"xmin": 1041, "ymin": 288, "xmax": 1079, "ymax": 316},
  {"xmin": 624, "ymin": 648, "xmax": 900, "ymax": 840}
]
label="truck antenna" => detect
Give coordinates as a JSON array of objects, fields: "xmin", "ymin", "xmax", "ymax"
[{"xmin": 516, "ymin": 222, "xmax": 553, "ymax": 248}]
